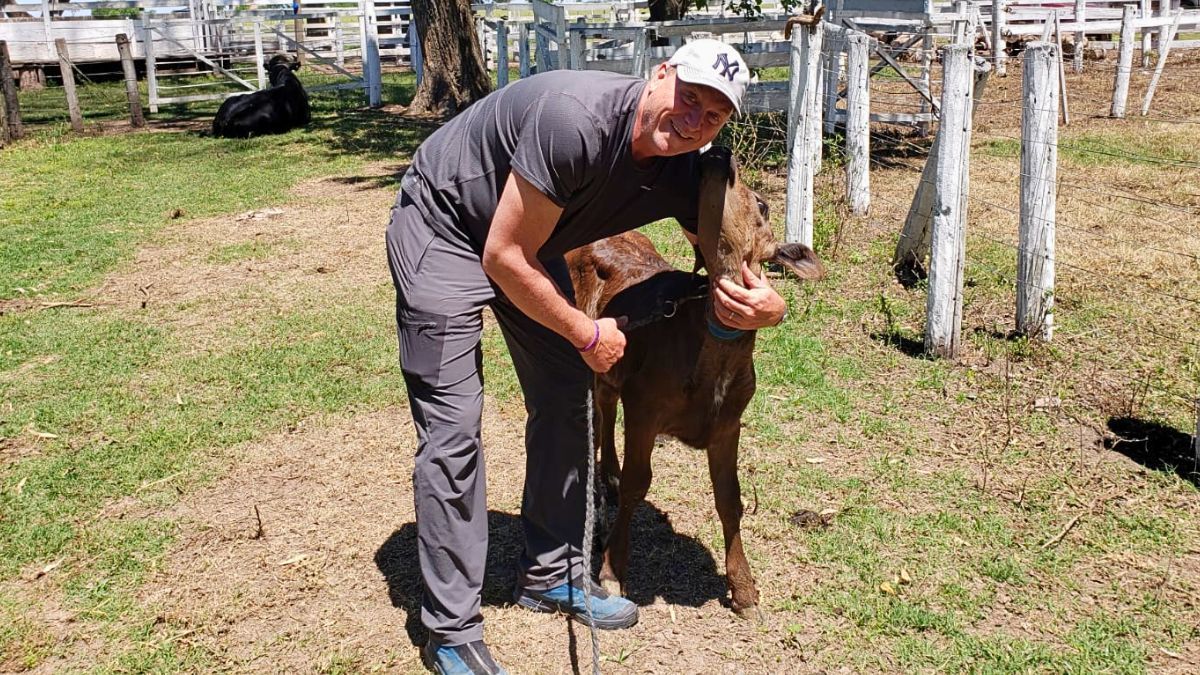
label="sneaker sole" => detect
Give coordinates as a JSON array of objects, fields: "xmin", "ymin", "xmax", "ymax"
[{"xmin": 514, "ymin": 592, "xmax": 639, "ymax": 630}]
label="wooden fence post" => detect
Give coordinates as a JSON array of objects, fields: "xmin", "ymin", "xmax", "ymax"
[
  {"xmin": 141, "ymin": 16, "xmax": 159, "ymax": 114},
  {"xmin": 55, "ymin": 39, "xmax": 84, "ymax": 133},
  {"xmin": 252, "ymin": 20, "xmax": 266, "ymax": 89},
  {"xmin": 364, "ymin": 0, "xmax": 381, "ymax": 106},
  {"xmin": 1111, "ymin": 4, "xmax": 1136, "ymax": 118},
  {"xmin": 1141, "ymin": 10, "xmax": 1182, "ymax": 115},
  {"xmin": 1073, "ymin": 0, "xmax": 1086, "ymax": 74},
  {"xmin": 1017, "ymin": 43, "xmax": 1057, "ymax": 341},
  {"xmin": 822, "ymin": 30, "xmax": 842, "ymax": 135},
  {"xmin": 785, "ymin": 16, "xmax": 823, "ymax": 247},
  {"xmin": 477, "ymin": 17, "xmax": 488, "ymax": 72},
  {"xmin": 407, "ymin": 14, "xmax": 422, "ymax": 87},
  {"xmin": 0, "ymin": 41, "xmax": 22, "ymax": 141},
  {"xmin": 496, "ymin": 20, "xmax": 509, "ymax": 88},
  {"xmin": 334, "ymin": 21, "xmax": 345, "ymax": 68},
  {"xmin": 924, "ymin": 44, "xmax": 973, "ymax": 359},
  {"xmin": 1139, "ymin": 0, "xmax": 1150, "ymax": 68},
  {"xmin": 992, "ymin": 0, "xmax": 1007, "ymax": 76},
  {"xmin": 115, "ymin": 34, "xmax": 144, "ymax": 128},
  {"xmin": 519, "ymin": 22, "xmax": 531, "ymax": 79},
  {"xmin": 569, "ymin": 23, "xmax": 585, "ymax": 70},
  {"xmin": 293, "ymin": 12, "xmax": 306, "ymax": 66},
  {"xmin": 845, "ymin": 32, "xmax": 870, "ymax": 216},
  {"xmin": 1053, "ymin": 12, "xmax": 1070, "ymax": 125}
]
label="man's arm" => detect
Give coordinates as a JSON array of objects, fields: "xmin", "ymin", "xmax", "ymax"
[{"xmin": 482, "ymin": 171, "xmax": 626, "ymax": 373}]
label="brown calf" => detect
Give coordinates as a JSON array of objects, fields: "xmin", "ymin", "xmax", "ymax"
[{"xmin": 566, "ymin": 147, "xmax": 824, "ymax": 617}]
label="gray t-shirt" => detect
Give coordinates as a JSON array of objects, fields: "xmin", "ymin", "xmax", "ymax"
[{"xmin": 401, "ymin": 70, "xmax": 700, "ymax": 261}]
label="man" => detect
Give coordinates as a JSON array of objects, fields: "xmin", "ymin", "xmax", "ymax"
[{"xmin": 387, "ymin": 39, "xmax": 788, "ymax": 675}]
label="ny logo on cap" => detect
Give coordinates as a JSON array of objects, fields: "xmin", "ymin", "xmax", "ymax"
[{"xmin": 711, "ymin": 52, "xmax": 740, "ymax": 81}]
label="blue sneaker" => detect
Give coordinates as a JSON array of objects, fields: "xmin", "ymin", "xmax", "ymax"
[
  {"xmin": 514, "ymin": 577, "xmax": 639, "ymax": 629},
  {"xmin": 421, "ymin": 640, "xmax": 507, "ymax": 675}
]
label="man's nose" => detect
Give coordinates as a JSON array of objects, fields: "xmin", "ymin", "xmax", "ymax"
[{"xmin": 683, "ymin": 106, "xmax": 702, "ymax": 129}]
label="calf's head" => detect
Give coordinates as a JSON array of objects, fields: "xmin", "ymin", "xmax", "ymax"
[
  {"xmin": 696, "ymin": 146, "xmax": 825, "ymax": 294},
  {"xmin": 266, "ymin": 54, "xmax": 301, "ymax": 85}
]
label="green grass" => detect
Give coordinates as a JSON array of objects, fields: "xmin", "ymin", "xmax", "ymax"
[{"xmin": 981, "ymin": 130, "xmax": 1200, "ymax": 168}]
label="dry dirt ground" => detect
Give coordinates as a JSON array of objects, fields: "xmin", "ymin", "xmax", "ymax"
[{"xmin": 9, "ymin": 50, "xmax": 1200, "ymax": 675}]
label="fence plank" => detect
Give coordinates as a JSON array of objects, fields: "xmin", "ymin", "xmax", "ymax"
[
  {"xmin": 845, "ymin": 32, "xmax": 870, "ymax": 216},
  {"xmin": 55, "ymin": 39, "xmax": 84, "ymax": 132},
  {"xmin": 924, "ymin": 44, "xmax": 973, "ymax": 359},
  {"xmin": 1073, "ymin": 0, "xmax": 1086, "ymax": 73},
  {"xmin": 115, "ymin": 34, "xmax": 144, "ymax": 128},
  {"xmin": 253, "ymin": 20, "xmax": 266, "ymax": 89},
  {"xmin": 1111, "ymin": 4, "xmax": 1136, "ymax": 118},
  {"xmin": 0, "ymin": 41, "xmax": 22, "ymax": 141},
  {"xmin": 1017, "ymin": 43, "xmax": 1057, "ymax": 341}
]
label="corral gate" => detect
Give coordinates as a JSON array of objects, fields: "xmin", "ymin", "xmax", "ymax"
[{"xmin": 140, "ymin": 0, "xmax": 382, "ymax": 113}]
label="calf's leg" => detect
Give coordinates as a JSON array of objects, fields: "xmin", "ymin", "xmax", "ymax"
[
  {"xmin": 599, "ymin": 421, "xmax": 656, "ymax": 597},
  {"xmin": 706, "ymin": 430, "xmax": 761, "ymax": 618},
  {"xmin": 595, "ymin": 380, "xmax": 622, "ymax": 501}
]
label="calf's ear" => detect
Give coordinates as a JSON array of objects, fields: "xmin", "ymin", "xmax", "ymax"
[{"xmin": 771, "ymin": 242, "xmax": 825, "ymax": 281}]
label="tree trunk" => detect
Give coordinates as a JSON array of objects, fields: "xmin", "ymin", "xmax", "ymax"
[{"xmin": 408, "ymin": 0, "xmax": 491, "ymax": 118}]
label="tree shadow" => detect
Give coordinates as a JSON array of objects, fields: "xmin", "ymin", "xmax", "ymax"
[
  {"xmin": 375, "ymin": 502, "xmax": 724, "ymax": 647},
  {"xmin": 1106, "ymin": 416, "xmax": 1198, "ymax": 487}
]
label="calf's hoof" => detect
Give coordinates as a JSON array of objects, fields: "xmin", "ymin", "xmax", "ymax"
[
  {"xmin": 600, "ymin": 577, "xmax": 623, "ymax": 597},
  {"xmin": 733, "ymin": 603, "xmax": 767, "ymax": 624}
]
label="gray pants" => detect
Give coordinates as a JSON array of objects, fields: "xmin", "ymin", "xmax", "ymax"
[{"xmin": 385, "ymin": 191, "xmax": 591, "ymax": 647}]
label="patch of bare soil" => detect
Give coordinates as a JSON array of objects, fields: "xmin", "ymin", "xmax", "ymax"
[{"xmin": 120, "ymin": 405, "xmax": 816, "ymax": 674}]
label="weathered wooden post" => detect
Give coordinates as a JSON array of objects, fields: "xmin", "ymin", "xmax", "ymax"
[
  {"xmin": 1073, "ymin": 0, "xmax": 1086, "ymax": 74},
  {"xmin": 1111, "ymin": 4, "xmax": 1136, "ymax": 118},
  {"xmin": 1017, "ymin": 43, "xmax": 1057, "ymax": 341},
  {"xmin": 496, "ymin": 20, "xmax": 509, "ymax": 88},
  {"xmin": 895, "ymin": 56, "xmax": 989, "ymax": 279},
  {"xmin": 252, "ymin": 20, "xmax": 267, "ymax": 89},
  {"xmin": 294, "ymin": 5, "xmax": 306, "ymax": 66},
  {"xmin": 55, "ymin": 39, "xmax": 84, "ymax": 133},
  {"xmin": 569, "ymin": 22, "xmax": 585, "ymax": 70},
  {"xmin": 0, "ymin": 41, "xmax": 24, "ymax": 141},
  {"xmin": 925, "ymin": 44, "xmax": 973, "ymax": 359},
  {"xmin": 519, "ymin": 22, "xmax": 531, "ymax": 79},
  {"xmin": 845, "ymin": 31, "xmax": 870, "ymax": 216},
  {"xmin": 1053, "ymin": 12, "xmax": 1070, "ymax": 125},
  {"xmin": 364, "ymin": 0, "xmax": 381, "ymax": 106},
  {"xmin": 115, "ymin": 34, "xmax": 145, "ymax": 128},
  {"xmin": 407, "ymin": 14, "xmax": 423, "ymax": 87},
  {"xmin": 785, "ymin": 11, "xmax": 824, "ymax": 247},
  {"xmin": 141, "ymin": 16, "xmax": 159, "ymax": 114},
  {"xmin": 992, "ymin": 0, "xmax": 1007, "ymax": 76},
  {"xmin": 1139, "ymin": 0, "xmax": 1151, "ymax": 68},
  {"xmin": 822, "ymin": 30, "xmax": 842, "ymax": 135},
  {"xmin": 1142, "ymin": 10, "xmax": 1182, "ymax": 115},
  {"xmin": 334, "ymin": 21, "xmax": 345, "ymax": 68}
]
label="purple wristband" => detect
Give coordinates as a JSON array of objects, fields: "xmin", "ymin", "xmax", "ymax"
[{"xmin": 578, "ymin": 320, "xmax": 600, "ymax": 353}]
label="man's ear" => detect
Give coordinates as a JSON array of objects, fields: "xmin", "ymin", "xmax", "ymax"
[{"xmin": 771, "ymin": 243, "xmax": 825, "ymax": 281}]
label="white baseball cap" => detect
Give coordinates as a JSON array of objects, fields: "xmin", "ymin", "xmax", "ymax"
[{"xmin": 667, "ymin": 39, "xmax": 750, "ymax": 114}]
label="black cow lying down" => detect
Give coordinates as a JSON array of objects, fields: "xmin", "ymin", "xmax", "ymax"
[{"xmin": 212, "ymin": 54, "xmax": 311, "ymax": 138}]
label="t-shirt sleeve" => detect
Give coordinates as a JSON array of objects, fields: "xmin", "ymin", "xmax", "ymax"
[{"xmin": 510, "ymin": 94, "xmax": 602, "ymax": 208}]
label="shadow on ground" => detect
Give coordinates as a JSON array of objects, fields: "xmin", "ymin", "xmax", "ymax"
[
  {"xmin": 1106, "ymin": 416, "xmax": 1198, "ymax": 487},
  {"xmin": 375, "ymin": 503, "xmax": 723, "ymax": 646}
]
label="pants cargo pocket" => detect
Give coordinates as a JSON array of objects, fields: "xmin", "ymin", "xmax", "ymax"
[{"xmin": 397, "ymin": 307, "xmax": 483, "ymax": 389}]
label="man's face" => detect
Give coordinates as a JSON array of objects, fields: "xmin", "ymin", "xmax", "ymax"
[{"xmin": 637, "ymin": 65, "xmax": 735, "ymax": 158}]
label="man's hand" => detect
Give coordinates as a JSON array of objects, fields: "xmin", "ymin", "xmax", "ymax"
[
  {"xmin": 580, "ymin": 316, "xmax": 627, "ymax": 373},
  {"xmin": 712, "ymin": 262, "xmax": 787, "ymax": 330}
]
